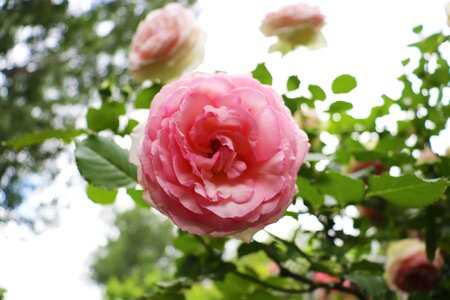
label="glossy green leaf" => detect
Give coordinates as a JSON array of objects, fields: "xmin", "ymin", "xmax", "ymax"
[
  {"xmin": 317, "ymin": 171, "xmax": 365, "ymax": 205},
  {"xmin": 366, "ymin": 174, "xmax": 447, "ymax": 207},
  {"xmin": 134, "ymin": 84, "xmax": 163, "ymax": 109},
  {"xmin": 308, "ymin": 84, "xmax": 326, "ymax": 100},
  {"xmin": 331, "ymin": 74, "xmax": 357, "ymax": 94},
  {"xmin": 86, "ymin": 184, "xmax": 117, "ymax": 204},
  {"xmin": 252, "ymin": 63, "xmax": 272, "ymax": 85},
  {"xmin": 3, "ymin": 129, "xmax": 86, "ymax": 151},
  {"xmin": 75, "ymin": 135, "xmax": 137, "ymax": 189},
  {"xmin": 286, "ymin": 75, "xmax": 300, "ymax": 91}
]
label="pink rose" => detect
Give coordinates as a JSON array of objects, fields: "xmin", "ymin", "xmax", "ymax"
[
  {"xmin": 130, "ymin": 73, "xmax": 309, "ymax": 241},
  {"xmin": 384, "ymin": 239, "xmax": 444, "ymax": 293},
  {"xmin": 128, "ymin": 3, "xmax": 205, "ymax": 82},
  {"xmin": 260, "ymin": 3, "xmax": 326, "ymax": 53}
]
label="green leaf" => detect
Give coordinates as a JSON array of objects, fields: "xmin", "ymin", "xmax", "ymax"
[
  {"xmin": 252, "ymin": 63, "xmax": 272, "ymax": 85},
  {"xmin": 134, "ymin": 84, "xmax": 163, "ymax": 109},
  {"xmin": 3, "ymin": 129, "xmax": 86, "ymax": 151},
  {"xmin": 127, "ymin": 188, "xmax": 151, "ymax": 208},
  {"xmin": 75, "ymin": 135, "xmax": 138, "ymax": 189},
  {"xmin": 347, "ymin": 260, "xmax": 384, "ymax": 273},
  {"xmin": 173, "ymin": 232, "xmax": 206, "ymax": 255},
  {"xmin": 282, "ymin": 95, "xmax": 299, "ymax": 114},
  {"xmin": 87, "ymin": 102, "xmax": 126, "ymax": 132},
  {"xmin": 412, "ymin": 25, "xmax": 423, "ymax": 34},
  {"xmin": 331, "ymin": 74, "xmax": 357, "ymax": 94},
  {"xmin": 297, "ymin": 176, "xmax": 324, "ymax": 207},
  {"xmin": 86, "ymin": 184, "xmax": 117, "ymax": 204},
  {"xmin": 366, "ymin": 174, "xmax": 447, "ymax": 207},
  {"xmin": 286, "ymin": 75, "xmax": 300, "ymax": 91},
  {"xmin": 402, "ymin": 58, "xmax": 411, "ymax": 66},
  {"xmin": 345, "ymin": 272, "xmax": 387, "ymax": 298},
  {"xmin": 317, "ymin": 171, "xmax": 365, "ymax": 205},
  {"xmin": 123, "ymin": 119, "xmax": 139, "ymax": 135},
  {"xmin": 327, "ymin": 101, "xmax": 353, "ymax": 113},
  {"xmin": 308, "ymin": 84, "xmax": 326, "ymax": 100}
]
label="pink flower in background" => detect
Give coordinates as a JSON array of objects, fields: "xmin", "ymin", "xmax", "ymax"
[
  {"xmin": 293, "ymin": 107, "xmax": 323, "ymax": 132},
  {"xmin": 128, "ymin": 3, "xmax": 205, "ymax": 82},
  {"xmin": 260, "ymin": 3, "xmax": 326, "ymax": 53},
  {"xmin": 384, "ymin": 239, "xmax": 443, "ymax": 293},
  {"xmin": 130, "ymin": 73, "xmax": 309, "ymax": 241},
  {"xmin": 416, "ymin": 148, "xmax": 438, "ymax": 165},
  {"xmin": 313, "ymin": 272, "xmax": 356, "ymax": 300}
]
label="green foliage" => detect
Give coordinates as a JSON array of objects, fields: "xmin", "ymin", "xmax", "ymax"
[
  {"xmin": 252, "ymin": 63, "xmax": 272, "ymax": 85},
  {"xmin": 127, "ymin": 189, "xmax": 151, "ymax": 208},
  {"xmin": 366, "ymin": 174, "xmax": 447, "ymax": 207},
  {"xmin": 75, "ymin": 136, "xmax": 137, "ymax": 189},
  {"xmin": 3, "ymin": 129, "xmax": 86, "ymax": 151},
  {"xmin": 317, "ymin": 171, "xmax": 365, "ymax": 205},
  {"xmin": 308, "ymin": 84, "xmax": 326, "ymax": 100},
  {"xmin": 87, "ymin": 102, "xmax": 126, "ymax": 133},
  {"xmin": 0, "ymin": 288, "xmax": 5, "ymax": 300},
  {"xmin": 134, "ymin": 84, "xmax": 163, "ymax": 109},
  {"xmin": 86, "ymin": 184, "xmax": 117, "ymax": 205},
  {"xmin": 331, "ymin": 74, "xmax": 357, "ymax": 94},
  {"xmin": 345, "ymin": 272, "xmax": 388, "ymax": 298},
  {"xmin": 91, "ymin": 207, "xmax": 175, "ymax": 285},
  {"xmin": 286, "ymin": 76, "xmax": 300, "ymax": 92},
  {"xmin": 327, "ymin": 100, "xmax": 353, "ymax": 113}
]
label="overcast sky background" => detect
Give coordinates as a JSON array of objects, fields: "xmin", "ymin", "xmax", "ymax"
[{"xmin": 0, "ymin": 0, "xmax": 449, "ymax": 299}]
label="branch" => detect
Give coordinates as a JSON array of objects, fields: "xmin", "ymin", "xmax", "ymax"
[{"xmin": 233, "ymin": 271, "xmax": 312, "ymax": 294}]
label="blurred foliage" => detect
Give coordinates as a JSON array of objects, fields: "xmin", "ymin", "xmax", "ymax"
[
  {"xmin": 0, "ymin": 0, "xmax": 196, "ymax": 223},
  {"xmin": 90, "ymin": 207, "xmax": 176, "ymax": 289}
]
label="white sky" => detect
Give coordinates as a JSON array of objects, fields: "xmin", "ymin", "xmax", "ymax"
[{"xmin": 1, "ymin": 1, "xmax": 449, "ymax": 299}]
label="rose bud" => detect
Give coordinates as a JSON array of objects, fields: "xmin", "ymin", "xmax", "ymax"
[
  {"xmin": 384, "ymin": 239, "xmax": 444, "ymax": 293},
  {"xmin": 260, "ymin": 3, "xmax": 326, "ymax": 53},
  {"xmin": 128, "ymin": 3, "xmax": 206, "ymax": 82},
  {"xmin": 129, "ymin": 72, "xmax": 310, "ymax": 242}
]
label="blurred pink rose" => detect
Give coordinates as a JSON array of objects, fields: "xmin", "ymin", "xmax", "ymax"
[
  {"xmin": 268, "ymin": 262, "xmax": 280, "ymax": 275},
  {"xmin": 128, "ymin": 3, "xmax": 205, "ymax": 82},
  {"xmin": 293, "ymin": 107, "xmax": 323, "ymax": 132},
  {"xmin": 313, "ymin": 272, "xmax": 356, "ymax": 300},
  {"xmin": 130, "ymin": 73, "xmax": 309, "ymax": 241},
  {"xmin": 260, "ymin": 3, "xmax": 326, "ymax": 53},
  {"xmin": 384, "ymin": 239, "xmax": 443, "ymax": 293},
  {"xmin": 417, "ymin": 148, "xmax": 438, "ymax": 165}
]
